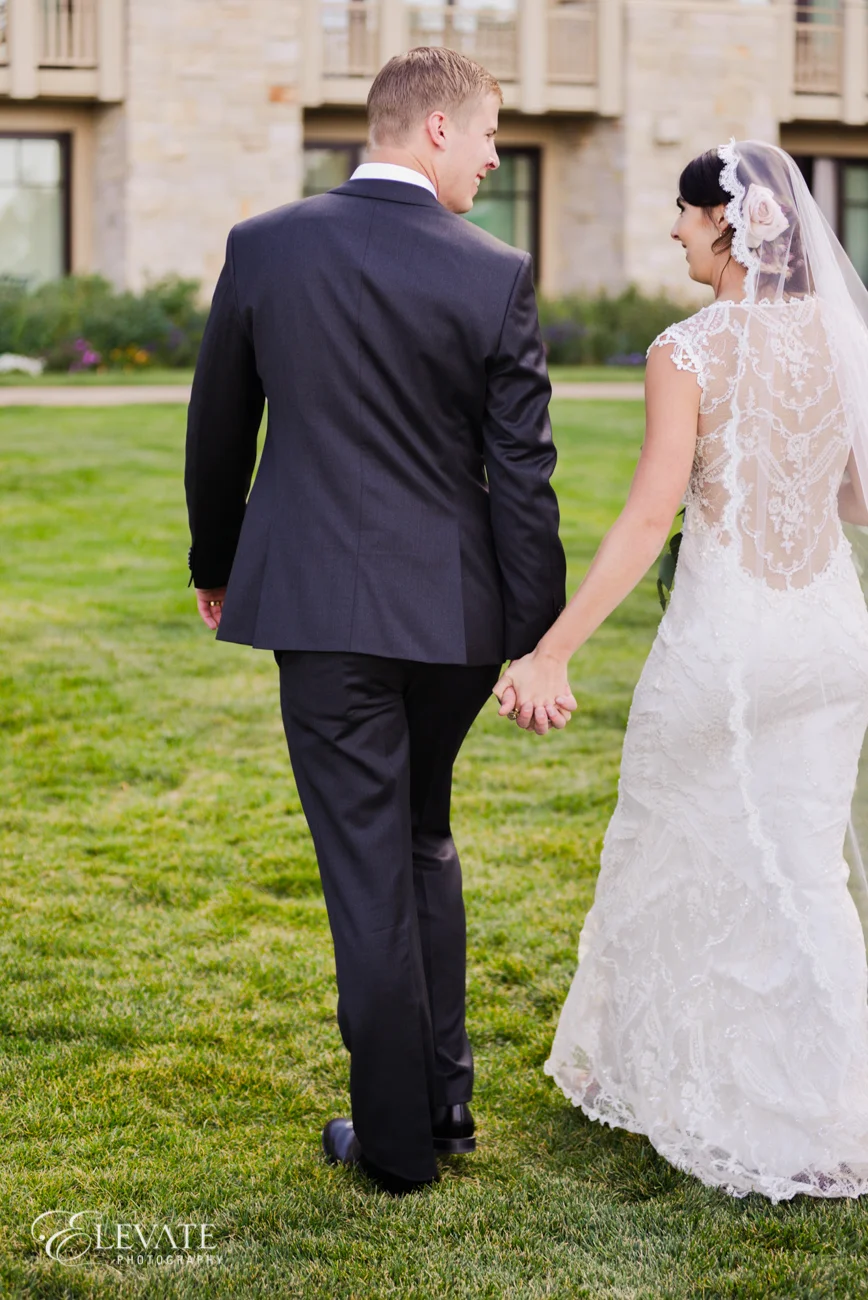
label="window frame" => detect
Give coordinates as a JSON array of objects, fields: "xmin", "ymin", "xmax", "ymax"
[
  {"xmin": 301, "ymin": 140, "xmax": 541, "ymax": 273},
  {"xmin": 469, "ymin": 145, "xmax": 541, "ymax": 275},
  {"xmin": 838, "ymin": 158, "xmax": 868, "ymax": 257},
  {"xmin": 0, "ymin": 130, "xmax": 72, "ymax": 281},
  {"xmin": 302, "ymin": 142, "xmax": 365, "ymax": 198}
]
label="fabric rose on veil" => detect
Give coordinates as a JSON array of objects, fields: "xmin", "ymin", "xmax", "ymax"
[{"xmin": 742, "ymin": 184, "xmax": 789, "ymax": 249}]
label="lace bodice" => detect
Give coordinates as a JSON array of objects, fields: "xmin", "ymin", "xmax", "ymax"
[{"xmin": 649, "ymin": 297, "xmax": 850, "ymax": 590}]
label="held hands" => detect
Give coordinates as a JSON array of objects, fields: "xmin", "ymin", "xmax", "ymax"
[
  {"xmin": 196, "ymin": 587, "xmax": 227, "ymax": 630},
  {"xmin": 493, "ymin": 649, "xmax": 578, "ymax": 736}
]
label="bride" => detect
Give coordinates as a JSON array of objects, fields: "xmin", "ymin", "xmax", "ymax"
[{"xmin": 494, "ymin": 139, "xmax": 868, "ymax": 1200}]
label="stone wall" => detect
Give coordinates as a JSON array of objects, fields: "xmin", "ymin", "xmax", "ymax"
[
  {"xmin": 553, "ymin": 116, "xmax": 626, "ymax": 296},
  {"xmin": 110, "ymin": 0, "xmax": 305, "ymax": 294},
  {"xmin": 93, "ymin": 105, "xmax": 127, "ymax": 288},
  {"xmin": 620, "ymin": 0, "xmax": 780, "ymax": 301},
  {"xmin": 0, "ymin": 0, "xmax": 811, "ymax": 301}
]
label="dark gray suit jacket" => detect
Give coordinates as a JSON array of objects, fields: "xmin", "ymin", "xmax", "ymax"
[{"xmin": 185, "ymin": 178, "xmax": 566, "ymax": 664}]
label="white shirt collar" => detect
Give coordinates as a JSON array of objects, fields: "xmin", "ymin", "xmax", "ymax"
[{"xmin": 349, "ymin": 163, "xmax": 438, "ymax": 199}]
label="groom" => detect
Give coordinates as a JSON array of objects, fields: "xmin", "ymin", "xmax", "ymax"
[{"xmin": 185, "ymin": 46, "xmax": 567, "ymax": 1193}]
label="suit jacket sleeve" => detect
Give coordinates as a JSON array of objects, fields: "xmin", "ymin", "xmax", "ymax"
[
  {"xmin": 184, "ymin": 228, "xmax": 265, "ymax": 589},
  {"xmin": 482, "ymin": 254, "xmax": 567, "ymax": 659}
]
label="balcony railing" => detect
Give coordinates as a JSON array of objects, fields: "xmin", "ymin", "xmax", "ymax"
[
  {"xmin": 0, "ymin": 0, "xmax": 122, "ymax": 98},
  {"xmin": 323, "ymin": 1, "xmax": 379, "ymax": 78},
  {"xmin": 408, "ymin": 5, "xmax": 518, "ymax": 82},
  {"xmin": 793, "ymin": 0, "xmax": 843, "ymax": 95},
  {"xmin": 306, "ymin": 0, "xmax": 616, "ymax": 112},
  {"xmin": 40, "ymin": 0, "xmax": 97, "ymax": 68},
  {"xmin": 547, "ymin": 0, "xmax": 596, "ymax": 85}
]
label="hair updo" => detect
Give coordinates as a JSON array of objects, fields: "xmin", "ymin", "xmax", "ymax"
[
  {"xmin": 679, "ymin": 146, "xmax": 811, "ymax": 298},
  {"xmin": 678, "ymin": 150, "xmax": 733, "ymax": 255}
]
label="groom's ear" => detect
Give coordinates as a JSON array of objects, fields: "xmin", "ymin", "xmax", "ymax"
[{"xmin": 424, "ymin": 111, "xmax": 448, "ymax": 151}]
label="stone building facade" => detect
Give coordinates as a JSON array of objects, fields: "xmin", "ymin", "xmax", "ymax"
[{"xmin": 1, "ymin": 0, "xmax": 867, "ymax": 305}]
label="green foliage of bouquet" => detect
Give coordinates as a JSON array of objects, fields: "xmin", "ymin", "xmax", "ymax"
[{"xmin": 658, "ymin": 511, "xmax": 685, "ymax": 611}]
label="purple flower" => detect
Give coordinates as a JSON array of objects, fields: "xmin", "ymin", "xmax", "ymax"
[
  {"xmin": 543, "ymin": 321, "xmax": 587, "ymax": 344},
  {"xmin": 67, "ymin": 338, "xmax": 101, "ymax": 371},
  {"xmin": 606, "ymin": 352, "xmax": 646, "ymax": 367}
]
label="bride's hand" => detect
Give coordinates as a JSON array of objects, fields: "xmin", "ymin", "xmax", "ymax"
[{"xmin": 493, "ymin": 650, "xmax": 578, "ymax": 735}]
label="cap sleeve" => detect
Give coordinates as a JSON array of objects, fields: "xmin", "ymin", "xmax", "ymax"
[{"xmin": 647, "ymin": 321, "xmax": 704, "ymax": 389}]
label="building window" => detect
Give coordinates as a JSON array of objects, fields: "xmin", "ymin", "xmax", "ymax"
[
  {"xmin": 842, "ymin": 162, "xmax": 868, "ymax": 285},
  {"xmin": 793, "ymin": 154, "xmax": 868, "ymax": 283},
  {"xmin": 463, "ymin": 149, "xmax": 540, "ymax": 268},
  {"xmin": 302, "ymin": 142, "xmax": 541, "ymax": 269},
  {"xmin": 303, "ymin": 145, "xmax": 364, "ymax": 196},
  {"xmin": 0, "ymin": 134, "xmax": 70, "ymax": 286},
  {"xmin": 794, "ymin": 0, "xmax": 844, "ymax": 97}
]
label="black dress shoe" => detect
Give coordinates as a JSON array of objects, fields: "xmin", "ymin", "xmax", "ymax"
[
  {"xmin": 431, "ymin": 1103, "xmax": 476, "ymax": 1154},
  {"xmin": 322, "ymin": 1117, "xmax": 362, "ymax": 1167},
  {"xmin": 321, "ymin": 1118, "xmax": 436, "ymax": 1195}
]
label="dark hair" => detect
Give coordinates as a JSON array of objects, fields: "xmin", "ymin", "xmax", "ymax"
[{"xmin": 678, "ymin": 150, "xmax": 733, "ymax": 255}]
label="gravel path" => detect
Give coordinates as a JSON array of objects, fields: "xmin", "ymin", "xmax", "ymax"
[{"xmin": 0, "ymin": 380, "xmax": 645, "ymax": 407}]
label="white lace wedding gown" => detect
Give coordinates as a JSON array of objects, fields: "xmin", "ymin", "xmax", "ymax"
[{"xmin": 545, "ymin": 296, "xmax": 868, "ymax": 1200}]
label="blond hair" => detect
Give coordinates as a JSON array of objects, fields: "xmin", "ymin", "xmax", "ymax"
[{"xmin": 367, "ymin": 46, "xmax": 502, "ymax": 147}]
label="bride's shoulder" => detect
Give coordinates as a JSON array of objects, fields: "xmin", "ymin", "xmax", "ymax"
[
  {"xmin": 650, "ymin": 302, "xmax": 724, "ymax": 346},
  {"xmin": 646, "ymin": 305, "xmax": 718, "ymax": 384}
]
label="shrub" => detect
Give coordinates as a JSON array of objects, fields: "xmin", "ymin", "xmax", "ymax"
[
  {"xmin": 1, "ymin": 276, "xmax": 694, "ymax": 374},
  {"xmin": 538, "ymin": 286, "xmax": 694, "ymax": 366},
  {"xmin": 0, "ymin": 280, "xmax": 28, "ymax": 355},
  {"xmin": 0, "ymin": 274, "xmax": 208, "ymax": 371}
]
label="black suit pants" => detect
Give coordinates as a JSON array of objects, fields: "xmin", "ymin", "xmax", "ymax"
[{"xmin": 277, "ymin": 651, "xmax": 499, "ymax": 1183}]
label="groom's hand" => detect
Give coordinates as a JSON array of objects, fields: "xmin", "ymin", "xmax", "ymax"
[
  {"xmin": 196, "ymin": 586, "xmax": 227, "ymax": 630},
  {"xmin": 493, "ymin": 652, "xmax": 578, "ymax": 736},
  {"xmin": 500, "ymin": 689, "xmax": 573, "ymax": 735}
]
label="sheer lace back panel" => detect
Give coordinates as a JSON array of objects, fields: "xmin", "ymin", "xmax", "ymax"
[{"xmin": 651, "ymin": 296, "xmax": 850, "ymax": 590}]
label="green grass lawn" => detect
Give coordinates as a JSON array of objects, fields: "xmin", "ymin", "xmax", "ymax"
[
  {"xmin": 548, "ymin": 366, "xmax": 645, "ymax": 384},
  {"xmin": 1, "ymin": 402, "xmax": 865, "ymax": 1299},
  {"xmin": 0, "ymin": 368, "xmax": 195, "ymax": 387}
]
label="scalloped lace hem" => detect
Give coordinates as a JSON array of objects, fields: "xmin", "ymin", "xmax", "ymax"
[{"xmin": 544, "ymin": 1059, "xmax": 868, "ymax": 1203}]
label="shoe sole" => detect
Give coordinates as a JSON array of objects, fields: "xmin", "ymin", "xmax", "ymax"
[{"xmin": 432, "ymin": 1135, "xmax": 476, "ymax": 1154}]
